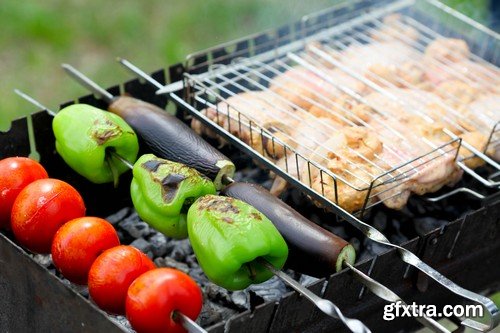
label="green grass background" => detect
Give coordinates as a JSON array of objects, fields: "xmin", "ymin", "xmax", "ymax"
[{"xmin": 0, "ymin": 0, "xmax": 491, "ymax": 131}]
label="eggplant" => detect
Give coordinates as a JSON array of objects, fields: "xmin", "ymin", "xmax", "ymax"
[
  {"xmin": 108, "ymin": 96, "xmax": 235, "ymax": 190},
  {"xmin": 221, "ymin": 181, "xmax": 356, "ymax": 278}
]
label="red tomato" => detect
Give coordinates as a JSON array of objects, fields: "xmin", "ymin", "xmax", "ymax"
[
  {"xmin": 11, "ymin": 178, "xmax": 85, "ymax": 253},
  {"xmin": 126, "ymin": 268, "xmax": 203, "ymax": 333},
  {"xmin": 0, "ymin": 157, "xmax": 48, "ymax": 229},
  {"xmin": 52, "ymin": 217, "xmax": 120, "ymax": 285},
  {"xmin": 88, "ymin": 245, "xmax": 155, "ymax": 314}
]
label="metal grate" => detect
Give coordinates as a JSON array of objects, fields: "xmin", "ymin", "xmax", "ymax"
[{"xmin": 181, "ymin": 0, "xmax": 499, "ymax": 215}]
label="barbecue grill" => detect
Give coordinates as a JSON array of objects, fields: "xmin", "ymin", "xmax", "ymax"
[{"xmin": 1, "ymin": 0, "xmax": 499, "ymax": 332}]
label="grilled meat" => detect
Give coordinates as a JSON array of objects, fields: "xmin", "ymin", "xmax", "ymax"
[
  {"xmin": 338, "ymin": 41, "xmax": 426, "ymax": 88},
  {"xmin": 192, "ymin": 91, "xmax": 297, "ymax": 156},
  {"xmin": 362, "ymin": 88, "xmax": 494, "ymax": 167}
]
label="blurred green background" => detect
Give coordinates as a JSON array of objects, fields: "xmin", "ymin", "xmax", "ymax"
[{"xmin": 0, "ymin": 0, "xmax": 492, "ymax": 131}]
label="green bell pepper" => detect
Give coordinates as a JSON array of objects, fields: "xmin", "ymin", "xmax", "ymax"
[
  {"xmin": 52, "ymin": 104, "xmax": 139, "ymax": 184},
  {"xmin": 131, "ymin": 154, "xmax": 216, "ymax": 239},
  {"xmin": 187, "ymin": 195, "xmax": 289, "ymax": 290}
]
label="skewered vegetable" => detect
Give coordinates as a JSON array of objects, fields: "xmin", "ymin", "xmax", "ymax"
[
  {"xmin": 131, "ymin": 154, "xmax": 216, "ymax": 239},
  {"xmin": 222, "ymin": 182, "xmax": 356, "ymax": 277},
  {"xmin": 52, "ymin": 104, "xmax": 139, "ymax": 185},
  {"xmin": 51, "ymin": 217, "xmax": 120, "ymax": 285},
  {"xmin": 11, "ymin": 178, "xmax": 86, "ymax": 253},
  {"xmin": 126, "ymin": 268, "xmax": 203, "ymax": 333},
  {"xmin": 187, "ymin": 195, "xmax": 288, "ymax": 290},
  {"xmin": 108, "ymin": 96, "xmax": 235, "ymax": 190},
  {"xmin": 88, "ymin": 245, "xmax": 156, "ymax": 314},
  {"xmin": 0, "ymin": 157, "xmax": 48, "ymax": 229}
]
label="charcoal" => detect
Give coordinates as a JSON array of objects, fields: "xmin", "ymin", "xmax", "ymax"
[
  {"xmin": 299, "ymin": 274, "xmax": 319, "ymax": 287},
  {"xmin": 169, "ymin": 239, "xmax": 193, "ymax": 261},
  {"xmin": 359, "ymin": 239, "xmax": 389, "ymax": 261},
  {"xmin": 328, "ymin": 225, "xmax": 349, "ymax": 240},
  {"xmin": 185, "ymin": 254, "xmax": 199, "ymax": 268},
  {"xmin": 205, "ymin": 283, "xmax": 234, "ymax": 306},
  {"xmin": 247, "ymin": 276, "xmax": 287, "ymax": 302},
  {"xmin": 130, "ymin": 237, "xmax": 152, "ymax": 254},
  {"xmin": 414, "ymin": 217, "xmax": 448, "ymax": 236},
  {"xmin": 372, "ymin": 211, "xmax": 388, "ymax": 230},
  {"xmin": 148, "ymin": 232, "xmax": 168, "ymax": 257},
  {"xmin": 309, "ymin": 213, "xmax": 323, "ymax": 225},
  {"xmin": 116, "ymin": 230, "xmax": 128, "ymax": 243},
  {"xmin": 32, "ymin": 254, "xmax": 52, "ymax": 268},
  {"xmin": 231, "ymin": 290, "xmax": 251, "ymax": 310},
  {"xmin": 155, "ymin": 257, "xmax": 190, "ymax": 273},
  {"xmin": 189, "ymin": 267, "xmax": 210, "ymax": 286},
  {"xmin": 199, "ymin": 301, "xmax": 236, "ymax": 327},
  {"xmin": 350, "ymin": 237, "xmax": 361, "ymax": 253},
  {"xmin": 261, "ymin": 179, "xmax": 273, "ymax": 190},
  {"xmin": 119, "ymin": 217, "xmax": 151, "ymax": 239},
  {"xmin": 105, "ymin": 207, "xmax": 131, "ymax": 225}
]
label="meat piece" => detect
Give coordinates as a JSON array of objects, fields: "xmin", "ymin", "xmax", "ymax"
[
  {"xmin": 468, "ymin": 94, "xmax": 500, "ymax": 133},
  {"xmin": 269, "ymin": 66, "xmax": 366, "ymax": 113},
  {"xmin": 192, "ymin": 91, "xmax": 297, "ymax": 156},
  {"xmin": 367, "ymin": 116, "xmax": 463, "ymax": 206},
  {"xmin": 363, "ymin": 89, "xmax": 494, "ymax": 167},
  {"xmin": 306, "ymin": 127, "xmax": 384, "ymax": 212},
  {"xmin": 308, "ymin": 94, "xmax": 372, "ymax": 125},
  {"xmin": 269, "ymin": 67, "xmax": 339, "ymax": 111},
  {"xmin": 433, "ymin": 80, "xmax": 479, "ymax": 109},
  {"xmin": 372, "ymin": 14, "xmax": 420, "ymax": 43},
  {"xmin": 338, "ymin": 41, "xmax": 425, "ymax": 88},
  {"xmin": 425, "ymin": 38, "xmax": 470, "ymax": 63},
  {"xmin": 270, "ymin": 117, "xmax": 340, "ymax": 195},
  {"xmin": 459, "ymin": 131, "xmax": 494, "ymax": 168},
  {"xmin": 363, "ymin": 88, "xmax": 446, "ymax": 122},
  {"xmin": 424, "ymin": 38, "xmax": 500, "ymax": 93}
]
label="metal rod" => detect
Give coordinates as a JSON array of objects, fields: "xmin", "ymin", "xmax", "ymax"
[
  {"xmin": 344, "ymin": 263, "xmax": 450, "ymax": 333},
  {"xmin": 117, "ymin": 57, "xmax": 184, "ymax": 94},
  {"xmin": 425, "ymin": 187, "xmax": 485, "ymax": 202},
  {"xmin": 108, "ymin": 150, "xmax": 134, "ymax": 170},
  {"xmin": 117, "ymin": 58, "xmax": 165, "ymax": 90},
  {"xmin": 260, "ymin": 259, "xmax": 371, "ymax": 333},
  {"xmin": 61, "ymin": 64, "xmax": 115, "ymax": 104},
  {"xmin": 173, "ymin": 311, "xmax": 207, "ymax": 333},
  {"xmin": 14, "ymin": 89, "xmax": 57, "ymax": 117}
]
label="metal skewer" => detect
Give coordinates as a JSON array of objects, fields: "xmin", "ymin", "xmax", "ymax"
[
  {"xmin": 60, "ymin": 61, "xmax": 372, "ymax": 333},
  {"xmin": 116, "ymin": 58, "xmax": 461, "ymax": 333},
  {"xmin": 14, "ymin": 89, "xmax": 57, "ymax": 117}
]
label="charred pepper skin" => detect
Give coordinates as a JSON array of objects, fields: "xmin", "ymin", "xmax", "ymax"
[
  {"xmin": 131, "ymin": 154, "xmax": 216, "ymax": 239},
  {"xmin": 52, "ymin": 104, "xmax": 139, "ymax": 184},
  {"xmin": 187, "ymin": 195, "xmax": 288, "ymax": 290}
]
